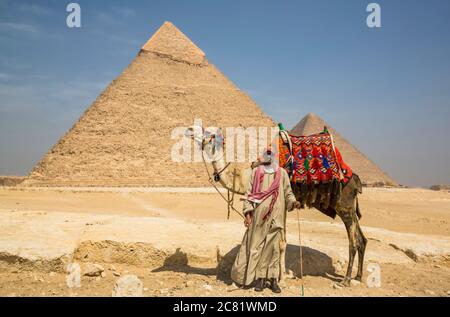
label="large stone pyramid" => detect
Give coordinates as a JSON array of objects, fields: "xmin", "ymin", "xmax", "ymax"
[
  {"xmin": 291, "ymin": 113, "xmax": 397, "ymax": 186},
  {"xmin": 24, "ymin": 22, "xmax": 274, "ymax": 187}
]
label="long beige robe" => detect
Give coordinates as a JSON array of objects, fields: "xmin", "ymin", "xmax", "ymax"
[{"xmin": 231, "ymin": 167, "xmax": 296, "ymax": 286}]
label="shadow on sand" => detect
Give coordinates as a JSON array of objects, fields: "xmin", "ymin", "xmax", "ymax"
[{"xmin": 152, "ymin": 244, "xmax": 342, "ymax": 284}]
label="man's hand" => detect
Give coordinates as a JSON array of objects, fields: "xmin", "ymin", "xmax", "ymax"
[
  {"xmin": 244, "ymin": 212, "xmax": 253, "ymax": 227},
  {"xmin": 293, "ymin": 201, "xmax": 301, "ymax": 210}
]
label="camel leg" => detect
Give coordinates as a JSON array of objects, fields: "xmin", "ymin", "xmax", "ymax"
[
  {"xmin": 355, "ymin": 218, "xmax": 368, "ymax": 281},
  {"xmin": 340, "ymin": 212, "xmax": 357, "ymax": 287}
]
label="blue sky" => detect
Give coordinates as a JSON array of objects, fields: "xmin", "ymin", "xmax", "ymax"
[{"xmin": 0, "ymin": 0, "xmax": 449, "ymax": 187}]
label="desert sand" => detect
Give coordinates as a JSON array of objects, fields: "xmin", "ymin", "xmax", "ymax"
[{"xmin": 0, "ymin": 186, "xmax": 449, "ymax": 297}]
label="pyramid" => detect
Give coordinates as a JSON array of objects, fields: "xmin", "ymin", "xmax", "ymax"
[
  {"xmin": 24, "ymin": 22, "xmax": 274, "ymax": 187},
  {"xmin": 290, "ymin": 113, "xmax": 397, "ymax": 186}
]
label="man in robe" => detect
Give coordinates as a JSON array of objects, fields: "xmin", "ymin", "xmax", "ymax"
[{"xmin": 231, "ymin": 149, "xmax": 300, "ymax": 293}]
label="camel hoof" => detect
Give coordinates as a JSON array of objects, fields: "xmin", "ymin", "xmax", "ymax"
[{"xmin": 355, "ymin": 276, "xmax": 362, "ymax": 282}]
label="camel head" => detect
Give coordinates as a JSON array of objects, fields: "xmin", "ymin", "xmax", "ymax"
[{"xmin": 185, "ymin": 125, "xmax": 224, "ymax": 161}]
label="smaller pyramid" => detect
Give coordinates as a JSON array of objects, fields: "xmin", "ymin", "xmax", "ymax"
[
  {"xmin": 291, "ymin": 113, "xmax": 397, "ymax": 186},
  {"xmin": 142, "ymin": 21, "xmax": 206, "ymax": 65}
]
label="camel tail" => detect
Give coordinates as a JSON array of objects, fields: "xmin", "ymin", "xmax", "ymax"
[
  {"xmin": 353, "ymin": 173, "xmax": 363, "ymax": 194},
  {"xmin": 353, "ymin": 174, "xmax": 363, "ymax": 219},
  {"xmin": 356, "ymin": 197, "xmax": 362, "ymax": 219}
]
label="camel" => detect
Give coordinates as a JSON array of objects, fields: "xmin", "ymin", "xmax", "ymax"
[{"xmin": 186, "ymin": 125, "xmax": 367, "ymax": 286}]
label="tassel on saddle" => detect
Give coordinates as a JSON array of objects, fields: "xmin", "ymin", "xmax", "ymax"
[{"xmin": 292, "ymin": 179, "xmax": 342, "ymax": 212}]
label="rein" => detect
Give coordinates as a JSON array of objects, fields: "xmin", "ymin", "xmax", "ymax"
[
  {"xmin": 200, "ymin": 145, "xmax": 245, "ymax": 220},
  {"xmin": 213, "ymin": 162, "xmax": 231, "ymax": 182}
]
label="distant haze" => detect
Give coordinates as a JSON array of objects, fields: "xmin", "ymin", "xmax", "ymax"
[{"xmin": 1, "ymin": 0, "xmax": 449, "ymax": 187}]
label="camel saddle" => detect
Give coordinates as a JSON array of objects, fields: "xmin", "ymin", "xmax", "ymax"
[{"xmin": 278, "ymin": 128, "xmax": 354, "ymax": 215}]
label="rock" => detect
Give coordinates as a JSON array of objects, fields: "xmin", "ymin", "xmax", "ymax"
[
  {"xmin": 185, "ymin": 280, "xmax": 195, "ymax": 287},
  {"xmin": 110, "ymin": 265, "xmax": 117, "ymax": 271},
  {"xmin": 203, "ymin": 284, "xmax": 213, "ymax": 292},
  {"xmin": 101, "ymin": 271, "xmax": 106, "ymax": 278},
  {"xmin": 83, "ymin": 263, "xmax": 104, "ymax": 277},
  {"xmin": 430, "ymin": 184, "xmax": 450, "ymax": 191},
  {"xmin": 160, "ymin": 288, "xmax": 169, "ymax": 294},
  {"xmin": 49, "ymin": 272, "xmax": 56, "ymax": 277},
  {"xmin": 112, "ymin": 275, "xmax": 143, "ymax": 297},
  {"xmin": 446, "ymin": 290, "xmax": 450, "ymax": 296},
  {"xmin": 333, "ymin": 259, "xmax": 346, "ymax": 272},
  {"xmin": 333, "ymin": 283, "xmax": 343, "ymax": 290},
  {"xmin": 424, "ymin": 289, "xmax": 435, "ymax": 296},
  {"xmin": 350, "ymin": 279, "xmax": 361, "ymax": 286},
  {"xmin": 143, "ymin": 287, "xmax": 149, "ymax": 292},
  {"xmin": 285, "ymin": 270, "xmax": 295, "ymax": 279},
  {"xmin": 113, "ymin": 271, "xmax": 121, "ymax": 277}
]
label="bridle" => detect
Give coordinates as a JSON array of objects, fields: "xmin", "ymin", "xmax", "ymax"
[
  {"xmin": 201, "ymin": 134, "xmax": 232, "ymax": 182},
  {"xmin": 199, "ymin": 132, "xmax": 244, "ymax": 220}
]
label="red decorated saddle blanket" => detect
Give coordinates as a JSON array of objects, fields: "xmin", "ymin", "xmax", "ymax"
[{"xmin": 278, "ymin": 132, "xmax": 353, "ymax": 184}]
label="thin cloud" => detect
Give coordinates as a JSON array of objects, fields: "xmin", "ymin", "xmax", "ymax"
[
  {"xmin": 0, "ymin": 78, "xmax": 110, "ymax": 115},
  {"xmin": 0, "ymin": 73, "xmax": 11, "ymax": 80},
  {"xmin": 95, "ymin": 6, "xmax": 137, "ymax": 26},
  {"xmin": 91, "ymin": 29, "xmax": 141, "ymax": 47},
  {"xmin": 104, "ymin": 32, "xmax": 141, "ymax": 46},
  {"xmin": 0, "ymin": 22, "xmax": 39, "ymax": 34},
  {"xmin": 95, "ymin": 11, "xmax": 117, "ymax": 25},
  {"xmin": 110, "ymin": 6, "xmax": 136, "ymax": 19},
  {"xmin": 16, "ymin": 3, "xmax": 51, "ymax": 15},
  {"xmin": 92, "ymin": 6, "xmax": 140, "ymax": 49}
]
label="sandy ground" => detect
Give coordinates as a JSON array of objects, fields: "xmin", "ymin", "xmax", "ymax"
[{"xmin": 0, "ymin": 186, "xmax": 449, "ymax": 297}]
